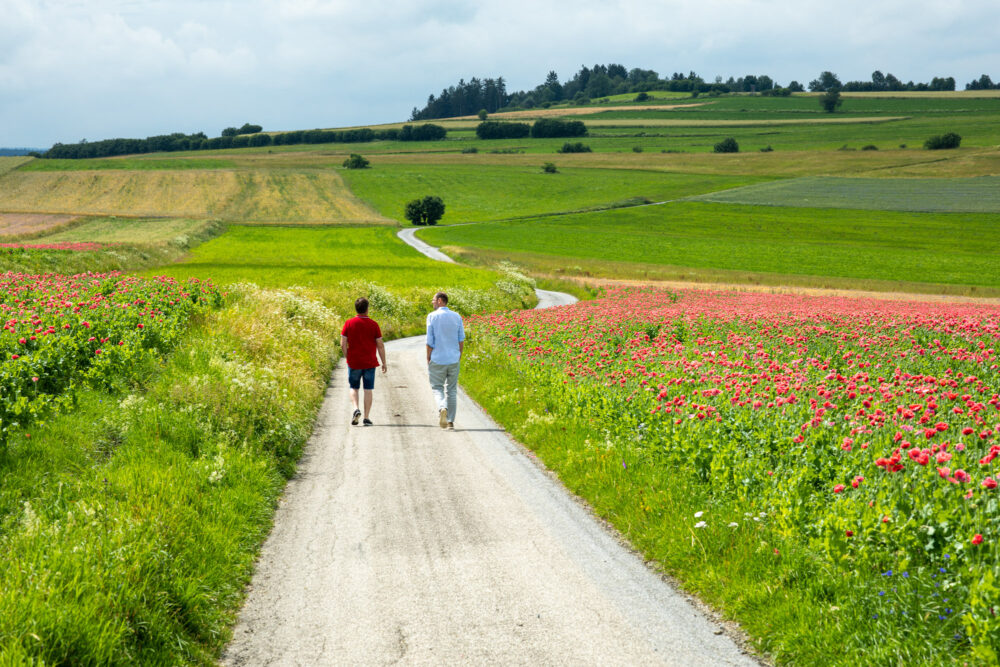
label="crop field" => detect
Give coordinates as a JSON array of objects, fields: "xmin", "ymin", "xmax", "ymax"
[
  {"xmin": 691, "ymin": 175, "xmax": 1000, "ymax": 213},
  {"xmin": 340, "ymin": 163, "xmax": 765, "ymax": 223},
  {"xmin": 35, "ymin": 217, "xmax": 216, "ymax": 243},
  {"xmin": 0, "ymin": 272, "xmax": 221, "ymax": 445},
  {"xmin": 462, "ymin": 286, "xmax": 1000, "ymax": 662},
  {"xmin": 417, "ymin": 201, "xmax": 1000, "ymax": 294},
  {"xmin": 0, "ymin": 156, "xmax": 32, "ymax": 176},
  {"xmin": 0, "ymin": 213, "xmax": 78, "ymax": 237},
  {"xmin": 19, "ymin": 157, "xmax": 240, "ymax": 171},
  {"xmin": 0, "ymin": 169, "xmax": 390, "ymax": 224}
]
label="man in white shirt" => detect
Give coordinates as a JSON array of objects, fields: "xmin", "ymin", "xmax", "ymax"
[{"xmin": 426, "ymin": 292, "xmax": 465, "ymax": 430}]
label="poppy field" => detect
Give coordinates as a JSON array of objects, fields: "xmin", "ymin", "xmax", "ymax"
[
  {"xmin": 1, "ymin": 271, "xmax": 222, "ymax": 447},
  {"xmin": 467, "ymin": 287, "xmax": 1000, "ymax": 662}
]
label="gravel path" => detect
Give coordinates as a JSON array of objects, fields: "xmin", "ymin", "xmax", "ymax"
[{"xmin": 219, "ymin": 229, "xmax": 760, "ymax": 665}]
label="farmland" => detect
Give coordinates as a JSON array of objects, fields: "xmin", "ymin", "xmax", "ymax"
[
  {"xmin": 690, "ymin": 175, "xmax": 1000, "ymax": 212},
  {"xmin": 2, "ymin": 90, "xmax": 1000, "ymax": 664},
  {"xmin": 419, "ymin": 202, "xmax": 1000, "ymax": 295},
  {"xmin": 461, "ymin": 287, "xmax": 1000, "ymax": 663}
]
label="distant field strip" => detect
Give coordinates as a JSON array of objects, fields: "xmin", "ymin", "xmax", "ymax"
[
  {"xmin": 689, "ymin": 176, "xmax": 1000, "ymax": 212},
  {"xmin": 39, "ymin": 217, "xmax": 215, "ymax": 243},
  {"xmin": 0, "ymin": 156, "xmax": 31, "ymax": 176},
  {"xmin": 0, "ymin": 170, "xmax": 390, "ymax": 224},
  {"xmin": 0, "ymin": 213, "xmax": 78, "ymax": 237}
]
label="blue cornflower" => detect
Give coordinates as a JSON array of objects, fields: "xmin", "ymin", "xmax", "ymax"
[
  {"xmin": 882, "ymin": 569, "xmax": 893, "ymax": 576},
  {"xmin": 902, "ymin": 571, "xmax": 910, "ymax": 578},
  {"xmin": 939, "ymin": 567, "xmax": 947, "ymax": 573},
  {"xmin": 939, "ymin": 615, "xmax": 946, "ymax": 621},
  {"xmin": 946, "ymin": 608, "xmax": 953, "ymax": 614},
  {"xmin": 878, "ymin": 591, "xmax": 885, "ymax": 596},
  {"xmin": 944, "ymin": 554, "xmax": 951, "ymax": 559}
]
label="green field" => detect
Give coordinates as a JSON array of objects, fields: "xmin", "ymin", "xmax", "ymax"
[
  {"xmin": 418, "ymin": 201, "xmax": 1000, "ymax": 292},
  {"xmin": 690, "ymin": 175, "xmax": 1000, "ymax": 212},
  {"xmin": 341, "ymin": 163, "xmax": 765, "ymax": 223}
]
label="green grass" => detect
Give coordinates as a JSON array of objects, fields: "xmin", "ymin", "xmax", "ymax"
[
  {"xmin": 0, "ymin": 284, "xmax": 343, "ymax": 664},
  {"xmin": 690, "ymin": 175, "xmax": 1000, "ymax": 212},
  {"xmin": 340, "ymin": 163, "xmax": 766, "ymax": 223},
  {"xmin": 149, "ymin": 225, "xmax": 536, "ymax": 334},
  {"xmin": 418, "ymin": 201, "xmax": 1000, "ymax": 292}
]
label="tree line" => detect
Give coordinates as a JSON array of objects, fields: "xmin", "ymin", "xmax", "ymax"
[
  {"xmin": 37, "ymin": 124, "xmax": 446, "ymax": 159},
  {"xmin": 410, "ymin": 65, "xmax": 1000, "ymax": 119}
]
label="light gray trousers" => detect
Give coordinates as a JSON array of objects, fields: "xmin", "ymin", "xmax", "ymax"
[{"xmin": 428, "ymin": 361, "xmax": 460, "ymax": 422}]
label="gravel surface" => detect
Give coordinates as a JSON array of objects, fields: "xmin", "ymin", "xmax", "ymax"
[{"xmin": 221, "ymin": 335, "xmax": 759, "ymax": 666}]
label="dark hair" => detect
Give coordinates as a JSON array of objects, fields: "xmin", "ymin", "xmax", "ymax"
[
  {"xmin": 434, "ymin": 291, "xmax": 448, "ymax": 304},
  {"xmin": 355, "ymin": 297, "xmax": 369, "ymax": 314}
]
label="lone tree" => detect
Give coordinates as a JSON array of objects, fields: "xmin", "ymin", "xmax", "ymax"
[
  {"xmin": 342, "ymin": 153, "xmax": 370, "ymax": 169},
  {"xmin": 404, "ymin": 196, "xmax": 445, "ymax": 225},
  {"xmin": 820, "ymin": 88, "xmax": 843, "ymax": 113}
]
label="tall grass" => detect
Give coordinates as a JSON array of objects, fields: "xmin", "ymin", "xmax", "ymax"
[{"xmin": 0, "ymin": 285, "xmax": 342, "ymax": 664}]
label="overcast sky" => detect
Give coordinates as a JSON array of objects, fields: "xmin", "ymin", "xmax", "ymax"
[{"xmin": 2, "ymin": 0, "xmax": 998, "ymax": 148}]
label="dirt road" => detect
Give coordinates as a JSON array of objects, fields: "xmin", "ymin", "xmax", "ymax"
[{"xmin": 221, "ymin": 332, "xmax": 758, "ymax": 665}]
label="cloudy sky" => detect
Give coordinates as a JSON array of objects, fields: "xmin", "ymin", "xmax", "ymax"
[{"xmin": 2, "ymin": 0, "xmax": 997, "ymax": 148}]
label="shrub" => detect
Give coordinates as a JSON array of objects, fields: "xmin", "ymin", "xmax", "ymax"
[
  {"xmin": 861, "ymin": 144, "xmax": 878, "ymax": 151},
  {"xmin": 342, "ymin": 154, "xmax": 370, "ymax": 169},
  {"xmin": 632, "ymin": 146, "xmax": 643, "ymax": 153},
  {"xmin": 713, "ymin": 137, "xmax": 739, "ymax": 153},
  {"xmin": 634, "ymin": 92, "xmax": 650, "ymax": 102},
  {"xmin": 477, "ymin": 109, "xmax": 488, "ymax": 120},
  {"xmin": 248, "ymin": 133, "xmax": 272, "ymax": 148},
  {"xmin": 404, "ymin": 195, "xmax": 445, "ymax": 226},
  {"xmin": 476, "ymin": 121, "xmax": 530, "ymax": 140},
  {"xmin": 398, "ymin": 124, "xmax": 446, "ymax": 141},
  {"xmin": 760, "ymin": 145, "xmax": 774, "ymax": 153},
  {"xmin": 542, "ymin": 162, "xmax": 558, "ymax": 173},
  {"xmin": 820, "ymin": 88, "xmax": 843, "ymax": 113},
  {"xmin": 461, "ymin": 146, "xmax": 478, "ymax": 154},
  {"xmin": 557, "ymin": 142, "xmax": 592, "ymax": 154},
  {"xmin": 532, "ymin": 118, "xmax": 588, "ymax": 139},
  {"xmin": 924, "ymin": 132, "xmax": 962, "ymax": 150}
]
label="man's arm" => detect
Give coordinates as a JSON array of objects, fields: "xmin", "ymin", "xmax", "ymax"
[
  {"xmin": 376, "ymin": 338, "xmax": 388, "ymax": 373},
  {"xmin": 340, "ymin": 334, "xmax": 349, "ymax": 357}
]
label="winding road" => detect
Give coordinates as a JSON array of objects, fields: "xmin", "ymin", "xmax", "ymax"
[{"xmin": 219, "ymin": 229, "xmax": 759, "ymax": 665}]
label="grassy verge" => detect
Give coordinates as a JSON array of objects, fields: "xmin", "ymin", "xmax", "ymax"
[{"xmin": 0, "ymin": 284, "xmax": 342, "ymax": 664}]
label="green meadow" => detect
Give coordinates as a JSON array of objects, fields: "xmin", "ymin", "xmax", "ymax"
[
  {"xmin": 418, "ymin": 201, "xmax": 1000, "ymax": 294},
  {"xmin": 340, "ymin": 163, "xmax": 765, "ymax": 222}
]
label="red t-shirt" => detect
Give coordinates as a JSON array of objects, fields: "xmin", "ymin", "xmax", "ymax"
[{"xmin": 341, "ymin": 315, "xmax": 382, "ymax": 369}]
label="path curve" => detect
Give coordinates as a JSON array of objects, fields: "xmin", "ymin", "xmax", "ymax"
[{"xmin": 220, "ymin": 230, "xmax": 760, "ymax": 665}]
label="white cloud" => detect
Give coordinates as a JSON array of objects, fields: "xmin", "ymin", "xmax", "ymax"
[{"xmin": 2, "ymin": 0, "xmax": 999, "ymax": 147}]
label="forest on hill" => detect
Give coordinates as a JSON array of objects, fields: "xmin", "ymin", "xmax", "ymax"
[{"xmin": 409, "ymin": 64, "xmax": 1000, "ymax": 120}]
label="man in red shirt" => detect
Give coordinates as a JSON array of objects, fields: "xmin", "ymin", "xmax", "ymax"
[{"xmin": 340, "ymin": 297, "xmax": 387, "ymax": 426}]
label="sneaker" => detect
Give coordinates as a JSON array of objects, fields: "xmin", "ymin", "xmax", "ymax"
[
  {"xmin": 439, "ymin": 408, "xmax": 448, "ymax": 429},
  {"xmin": 448, "ymin": 422, "xmax": 454, "ymax": 430},
  {"xmin": 351, "ymin": 409, "xmax": 361, "ymax": 426},
  {"xmin": 363, "ymin": 418, "xmax": 373, "ymax": 426}
]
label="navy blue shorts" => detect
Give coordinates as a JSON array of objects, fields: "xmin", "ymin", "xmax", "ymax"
[{"xmin": 348, "ymin": 366, "xmax": 376, "ymax": 390}]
